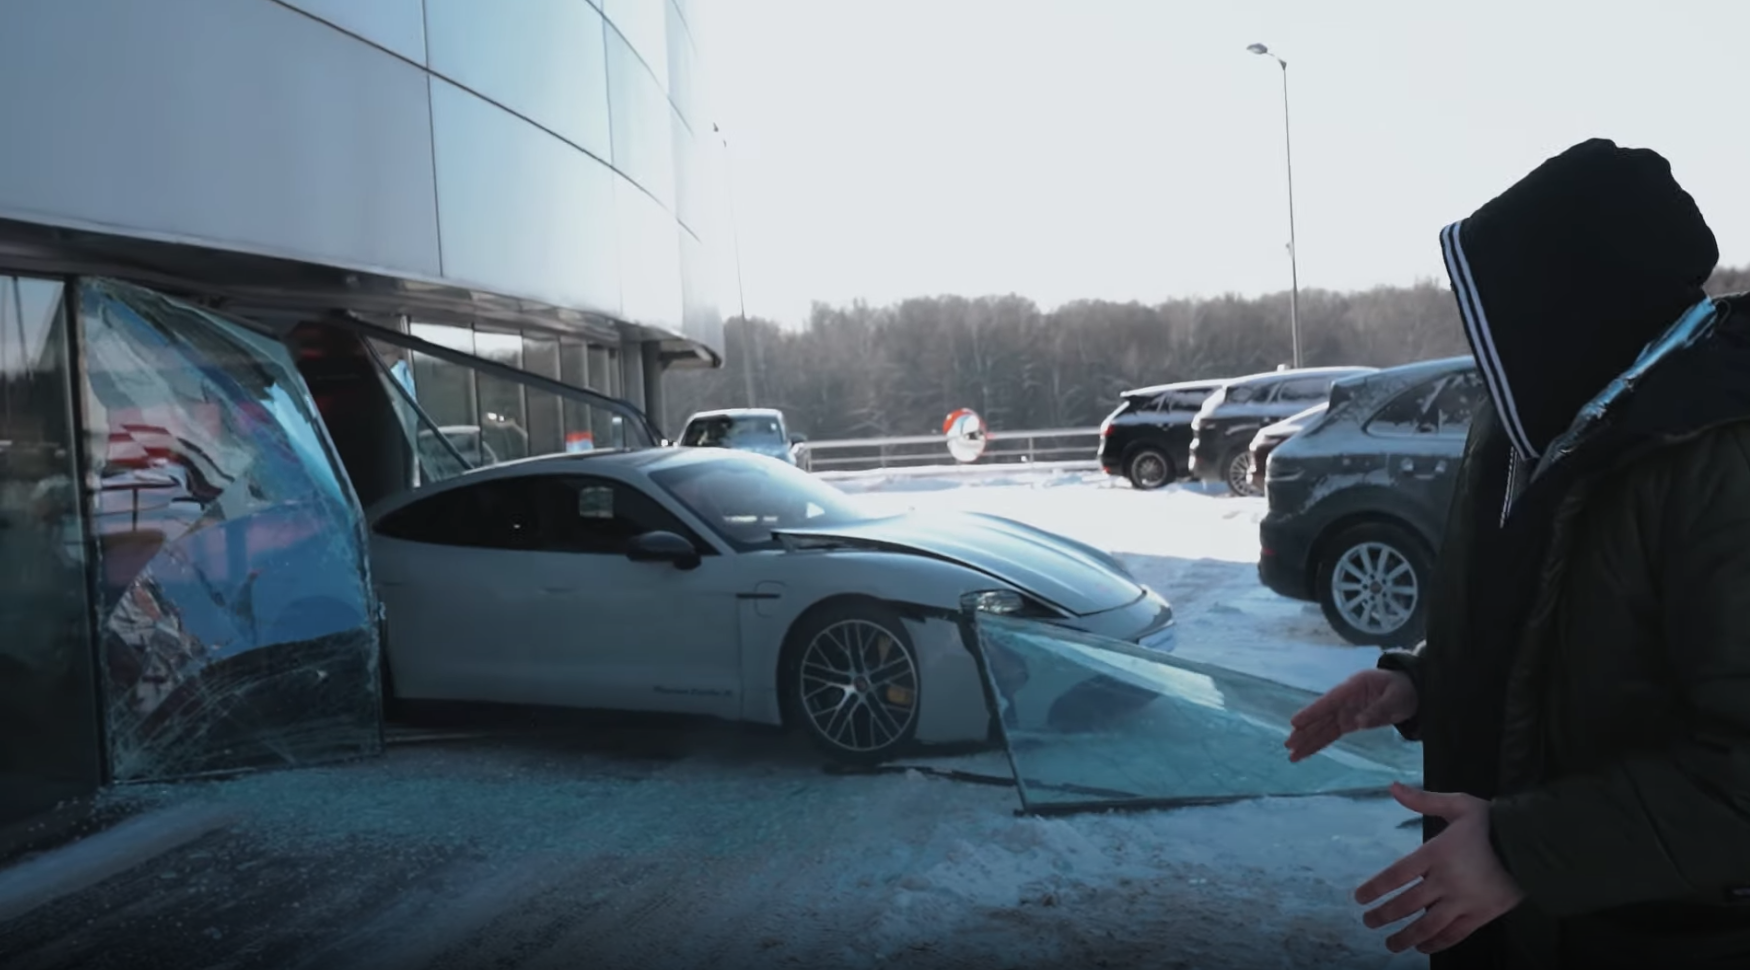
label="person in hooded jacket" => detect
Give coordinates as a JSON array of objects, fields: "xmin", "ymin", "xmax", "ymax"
[{"xmin": 1284, "ymin": 138, "xmax": 1750, "ymax": 969}]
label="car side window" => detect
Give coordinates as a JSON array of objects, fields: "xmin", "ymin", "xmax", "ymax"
[
  {"xmin": 1274, "ymin": 377, "xmax": 1331, "ymax": 404},
  {"xmin": 374, "ymin": 479, "xmax": 540, "ymax": 550},
  {"xmin": 1367, "ymin": 371, "xmax": 1484, "ymax": 437},
  {"xmin": 538, "ymin": 476, "xmax": 706, "ymax": 555}
]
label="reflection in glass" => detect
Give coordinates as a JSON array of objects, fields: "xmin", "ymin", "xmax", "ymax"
[
  {"xmin": 969, "ymin": 612, "xmax": 1420, "ymax": 814},
  {"xmin": 365, "ymin": 339, "xmax": 473, "ymax": 485},
  {"xmin": 473, "ymin": 330, "xmax": 530, "ymax": 463},
  {"xmin": 0, "ymin": 277, "xmax": 102, "ymax": 823},
  {"xmin": 407, "ymin": 323, "xmax": 478, "ymax": 430},
  {"xmin": 522, "ymin": 335, "xmax": 564, "ymax": 457},
  {"xmin": 79, "ymin": 280, "xmax": 381, "ymax": 781}
]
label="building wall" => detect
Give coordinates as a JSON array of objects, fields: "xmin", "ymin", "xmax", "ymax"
[{"xmin": 0, "ymin": 0, "xmax": 725, "ymax": 361}]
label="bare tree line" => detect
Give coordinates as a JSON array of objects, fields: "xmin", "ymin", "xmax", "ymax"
[{"xmin": 663, "ymin": 266, "xmax": 1750, "ymax": 440}]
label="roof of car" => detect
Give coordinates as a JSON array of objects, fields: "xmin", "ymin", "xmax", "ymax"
[
  {"xmin": 1120, "ymin": 378, "xmax": 1229, "ymax": 398},
  {"xmin": 685, "ymin": 408, "xmax": 785, "ymax": 420},
  {"xmin": 1343, "ymin": 355, "xmax": 1475, "ymax": 388},
  {"xmin": 1222, "ymin": 364, "xmax": 1379, "ymax": 388}
]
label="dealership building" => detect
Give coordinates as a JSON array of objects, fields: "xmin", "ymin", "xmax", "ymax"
[{"xmin": 0, "ymin": 0, "xmax": 730, "ymax": 826}]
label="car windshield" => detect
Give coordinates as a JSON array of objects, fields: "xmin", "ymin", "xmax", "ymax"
[
  {"xmin": 648, "ymin": 451, "xmax": 876, "ymax": 549},
  {"xmin": 681, "ymin": 415, "xmax": 785, "ymax": 448}
]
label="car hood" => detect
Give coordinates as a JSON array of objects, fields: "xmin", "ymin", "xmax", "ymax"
[{"xmin": 774, "ymin": 511, "xmax": 1143, "ymax": 616}]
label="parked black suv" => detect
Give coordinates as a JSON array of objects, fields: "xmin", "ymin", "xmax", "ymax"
[
  {"xmin": 1257, "ymin": 356, "xmax": 1484, "ymax": 646},
  {"xmin": 1188, "ymin": 366, "xmax": 1376, "ymax": 495},
  {"xmin": 1097, "ymin": 380, "xmax": 1226, "ymax": 489}
]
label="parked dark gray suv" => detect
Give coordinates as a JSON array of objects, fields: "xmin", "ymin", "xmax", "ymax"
[
  {"xmin": 1257, "ymin": 356, "xmax": 1484, "ymax": 646},
  {"xmin": 1188, "ymin": 366, "xmax": 1377, "ymax": 495}
]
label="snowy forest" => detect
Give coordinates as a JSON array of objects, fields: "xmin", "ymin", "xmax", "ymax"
[{"xmin": 663, "ymin": 266, "xmax": 1750, "ymax": 439}]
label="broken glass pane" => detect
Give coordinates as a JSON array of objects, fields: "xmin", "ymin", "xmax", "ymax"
[
  {"xmin": 968, "ymin": 611, "xmax": 1421, "ymax": 814},
  {"xmin": 79, "ymin": 279, "xmax": 382, "ymax": 782}
]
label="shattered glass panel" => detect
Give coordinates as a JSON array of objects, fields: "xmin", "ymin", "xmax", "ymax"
[
  {"xmin": 79, "ymin": 280, "xmax": 382, "ymax": 782},
  {"xmin": 970, "ymin": 612, "xmax": 1421, "ymax": 814}
]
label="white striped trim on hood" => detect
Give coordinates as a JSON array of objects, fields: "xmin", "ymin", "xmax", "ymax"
[{"xmin": 1440, "ymin": 220, "xmax": 1540, "ymax": 460}]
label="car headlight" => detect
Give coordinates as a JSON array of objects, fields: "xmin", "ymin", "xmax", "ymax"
[
  {"xmin": 965, "ymin": 590, "xmax": 1026, "ymax": 613},
  {"xmin": 961, "ymin": 589, "xmax": 1060, "ymax": 618}
]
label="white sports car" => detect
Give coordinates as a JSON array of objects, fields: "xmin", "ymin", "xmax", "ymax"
[{"xmin": 366, "ymin": 447, "xmax": 1177, "ymax": 764}]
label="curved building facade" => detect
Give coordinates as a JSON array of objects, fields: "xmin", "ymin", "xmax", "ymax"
[{"xmin": 0, "ymin": 0, "xmax": 730, "ymax": 825}]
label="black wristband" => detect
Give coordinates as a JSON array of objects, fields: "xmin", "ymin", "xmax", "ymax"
[{"xmin": 1375, "ymin": 648, "xmax": 1423, "ymax": 741}]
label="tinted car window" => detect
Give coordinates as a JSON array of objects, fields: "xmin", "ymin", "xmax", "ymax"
[
  {"xmin": 683, "ymin": 415, "xmax": 785, "ymax": 448},
  {"xmin": 1366, "ymin": 371, "xmax": 1485, "ymax": 437},
  {"xmin": 374, "ymin": 478, "xmax": 539, "ymax": 549},
  {"xmin": 1274, "ymin": 377, "xmax": 1333, "ymax": 404},
  {"xmin": 1166, "ymin": 390, "xmax": 1211, "ymax": 411},
  {"xmin": 539, "ymin": 475, "xmax": 704, "ymax": 554}
]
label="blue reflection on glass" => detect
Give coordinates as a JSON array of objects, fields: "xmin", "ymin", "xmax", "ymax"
[
  {"xmin": 79, "ymin": 279, "xmax": 381, "ymax": 782},
  {"xmin": 971, "ymin": 612, "xmax": 1420, "ymax": 813}
]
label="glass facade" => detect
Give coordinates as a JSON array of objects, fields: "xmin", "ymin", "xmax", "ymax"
[
  {"xmin": 78, "ymin": 280, "xmax": 381, "ymax": 782},
  {"xmin": 382, "ymin": 322, "xmax": 634, "ymax": 478},
  {"xmin": 0, "ymin": 276, "xmax": 102, "ymax": 823}
]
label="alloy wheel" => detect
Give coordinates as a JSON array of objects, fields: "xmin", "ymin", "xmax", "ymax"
[
  {"xmin": 1330, "ymin": 541, "xmax": 1419, "ymax": 636},
  {"xmin": 1227, "ymin": 451, "xmax": 1257, "ymax": 496},
  {"xmin": 797, "ymin": 619, "xmax": 920, "ymax": 755}
]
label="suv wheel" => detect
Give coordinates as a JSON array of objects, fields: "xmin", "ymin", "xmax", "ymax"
[
  {"xmin": 1225, "ymin": 450, "xmax": 1259, "ymax": 497},
  {"xmin": 1316, "ymin": 522, "xmax": 1431, "ymax": 647},
  {"xmin": 1126, "ymin": 448, "xmax": 1173, "ymax": 490}
]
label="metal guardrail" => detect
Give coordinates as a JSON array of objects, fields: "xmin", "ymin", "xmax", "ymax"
[{"xmin": 797, "ymin": 427, "xmax": 1101, "ymax": 473}]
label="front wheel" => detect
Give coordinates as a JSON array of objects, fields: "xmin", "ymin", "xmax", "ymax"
[
  {"xmin": 1316, "ymin": 522, "xmax": 1432, "ymax": 647},
  {"xmin": 783, "ymin": 601, "xmax": 921, "ymax": 765}
]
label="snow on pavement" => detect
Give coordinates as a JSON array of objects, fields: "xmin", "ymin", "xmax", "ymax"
[{"xmin": 62, "ymin": 733, "xmax": 1426, "ymax": 970}]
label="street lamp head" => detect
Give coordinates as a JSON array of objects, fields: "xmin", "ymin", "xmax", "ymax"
[{"xmin": 1246, "ymin": 43, "xmax": 1269, "ymax": 55}]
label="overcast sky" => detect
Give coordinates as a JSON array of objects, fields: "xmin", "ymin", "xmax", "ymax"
[{"xmin": 690, "ymin": 0, "xmax": 1750, "ymax": 326}]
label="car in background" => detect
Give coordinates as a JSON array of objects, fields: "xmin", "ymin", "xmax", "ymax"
[
  {"xmin": 1188, "ymin": 366, "xmax": 1377, "ymax": 496},
  {"xmin": 367, "ymin": 447, "xmax": 1177, "ymax": 765},
  {"xmin": 1246, "ymin": 403, "xmax": 1327, "ymax": 494},
  {"xmin": 678, "ymin": 408, "xmax": 806, "ymax": 465},
  {"xmin": 1097, "ymin": 379, "xmax": 1227, "ymax": 490},
  {"xmin": 1257, "ymin": 356, "xmax": 1483, "ymax": 647}
]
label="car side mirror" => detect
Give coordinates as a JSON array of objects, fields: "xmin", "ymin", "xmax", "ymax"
[
  {"xmin": 626, "ymin": 530, "xmax": 702, "ymax": 570},
  {"xmin": 789, "ymin": 433, "xmax": 808, "ymax": 445}
]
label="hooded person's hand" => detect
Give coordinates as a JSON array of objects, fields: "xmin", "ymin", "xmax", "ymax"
[
  {"xmin": 1283, "ymin": 668, "xmax": 1416, "ymax": 762},
  {"xmin": 1355, "ymin": 783, "xmax": 1526, "ymax": 954}
]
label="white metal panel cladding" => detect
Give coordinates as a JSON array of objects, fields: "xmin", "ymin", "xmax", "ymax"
[
  {"xmin": 0, "ymin": 0, "xmax": 442, "ymax": 278},
  {"xmin": 0, "ymin": 0, "xmax": 725, "ymax": 359}
]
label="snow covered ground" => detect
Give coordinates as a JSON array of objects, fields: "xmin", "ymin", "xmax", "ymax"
[{"xmin": 3, "ymin": 467, "xmax": 1431, "ymax": 970}]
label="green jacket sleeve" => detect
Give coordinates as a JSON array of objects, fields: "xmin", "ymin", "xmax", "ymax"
[{"xmin": 1488, "ymin": 428, "xmax": 1750, "ymax": 917}]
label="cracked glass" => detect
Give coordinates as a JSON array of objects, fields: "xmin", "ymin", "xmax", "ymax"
[
  {"xmin": 968, "ymin": 611, "xmax": 1421, "ymax": 814},
  {"xmin": 79, "ymin": 279, "xmax": 382, "ymax": 782}
]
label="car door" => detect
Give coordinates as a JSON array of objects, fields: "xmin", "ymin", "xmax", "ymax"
[
  {"xmin": 516, "ymin": 473, "xmax": 745, "ymax": 718},
  {"xmin": 370, "ymin": 477, "xmax": 555, "ymax": 703},
  {"xmin": 1363, "ymin": 369, "xmax": 1485, "ymax": 530}
]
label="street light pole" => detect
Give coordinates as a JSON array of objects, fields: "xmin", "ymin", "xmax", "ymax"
[
  {"xmin": 713, "ymin": 122, "xmax": 757, "ymax": 407},
  {"xmin": 1247, "ymin": 43, "xmax": 1302, "ymax": 369}
]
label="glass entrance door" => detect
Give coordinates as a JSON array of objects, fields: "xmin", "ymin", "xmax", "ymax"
[{"xmin": 0, "ymin": 275, "xmax": 102, "ymax": 825}]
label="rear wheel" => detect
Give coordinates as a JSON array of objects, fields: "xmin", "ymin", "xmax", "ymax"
[
  {"xmin": 1316, "ymin": 522, "xmax": 1431, "ymax": 647},
  {"xmin": 783, "ymin": 601, "xmax": 921, "ymax": 764},
  {"xmin": 1125, "ymin": 447, "xmax": 1173, "ymax": 490},
  {"xmin": 1225, "ymin": 449, "xmax": 1259, "ymax": 496}
]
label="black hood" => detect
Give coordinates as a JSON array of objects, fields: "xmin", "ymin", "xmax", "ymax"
[{"xmin": 1439, "ymin": 138, "xmax": 1719, "ymax": 460}]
